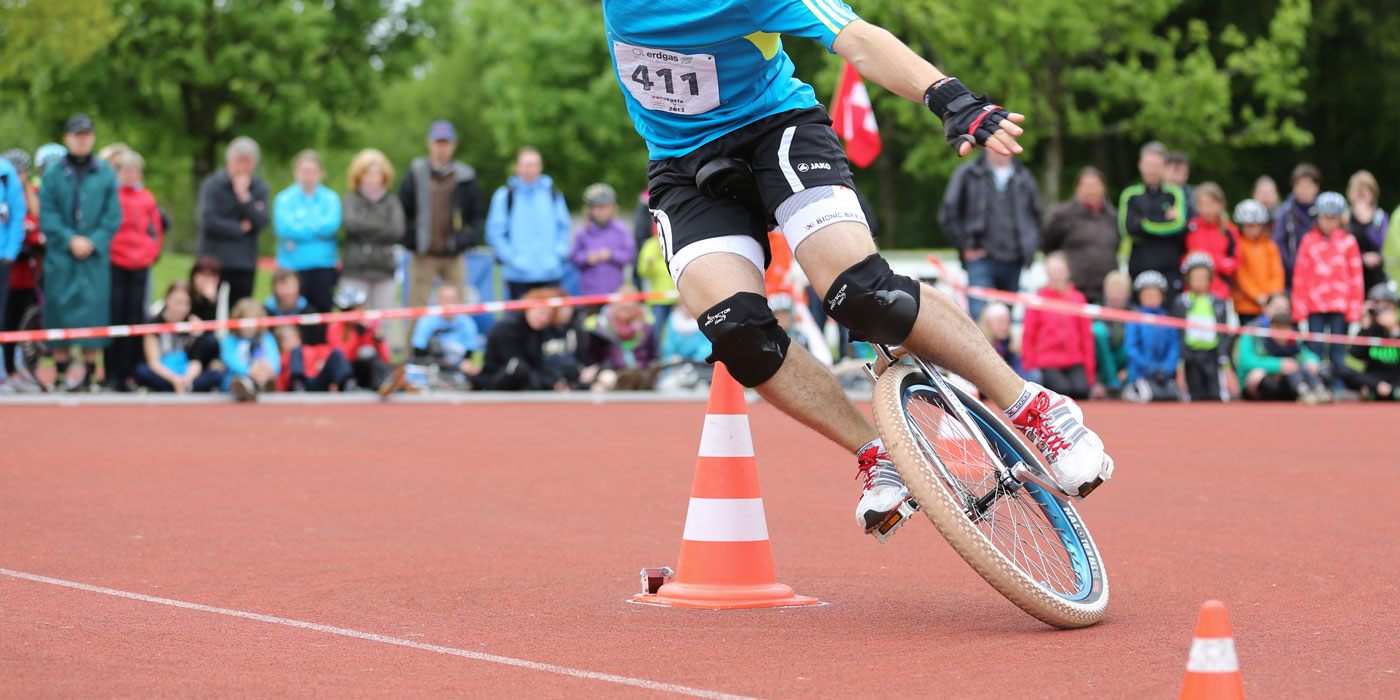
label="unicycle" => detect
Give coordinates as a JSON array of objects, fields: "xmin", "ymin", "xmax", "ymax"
[{"xmin": 865, "ymin": 345, "xmax": 1109, "ymax": 629}]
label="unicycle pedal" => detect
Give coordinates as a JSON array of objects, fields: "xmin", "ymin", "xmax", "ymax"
[{"xmin": 871, "ymin": 497, "xmax": 920, "ymax": 544}]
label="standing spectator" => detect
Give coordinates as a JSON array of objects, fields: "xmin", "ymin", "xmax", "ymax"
[
  {"xmin": 221, "ymin": 297, "xmax": 280, "ymax": 401},
  {"xmin": 106, "ymin": 150, "xmax": 165, "ymax": 391},
  {"xmin": 977, "ymin": 302, "xmax": 1028, "ymax": 380},
  {"xmin": 1121, "ymin": 271, "xmax": 1181, "ymax": 403},
  {"xmin": 134, "ymin": 282, "xmax": 223, "ymax": 393},
  {"xmin": 197, "ymin": 137, "xmax": 269, "ymax": 303},
  {"xmin": 40, "ymin": 114, "xmax": 123, "ymax": 391},
  {"xmin": 1231, "ymin": 199, "xmax": 1286, "ymax": 326},
  {"xmin": 327, "ymin": 286, "xmax": 392, "ymax": 390},
  {"xmin": 1042, "ymin": 167, "xmax": 1120, "ymax": 304},
  {"xmin": 938, "ymin": 151, "xmax": 1042, "ymax": 319},
  {"xmin": 399, "ymin": 121, "xmax": 484, "ymax": 338},
  {"xmin": 569, "ymin": 183, "xmax": 636, "ymax": 299},
  {"xmin": 1021, "ymin": 252, "xmax": 1095, "ymax": 399},
  {"xmin": 1291, "ymin": 192, "xmax": 1363, "ymax": 389},
  {"xmin": 631, "ymin": 190, "xmax": 653, "ymax": 287},
  {"xmin": 1387, "ymin": 203, "xmax": 1400, "ymax": 285},
  {"xmin": 1237, "ymin": 305, "xmax": 1330, "ymax": 404},
  {"xmin": 1, "ymin": 149, "xmax": 39, "ymax": 384},
  {"xmin": 1164, "ymin": 151, "xmax": 1195, "ymax": 220},
  {"xmin": 1172, "ymin": 253, "xmax": 1231, "ymax": 402},
  {"xmin": 1344, "ymin": 170, "xmax": 1389, "ymax": 293},
  {"xmin": 0, "ymin": 152, "xmax": 26, "ymax": 350},
  {"xmin": 1253, "ymin": 175, "xmax": 1282, "ymax": 218},
  {"xmin": 1183, "ymin": 183, "xmax": 1238, "ymax": 300},
  {"xmin": 1120, "ymin": 142, "xmax": 1188, "ymax": 299},
  {"xmin": 1091, "ymin": 271, "xmax": 1132, "ymax": 398},
  {"xmin": 486, "ymin": 147, "xmax": 572, "ymax": 300},
  {"xmin": 1273, "ymin": 163, "xmax": 1321, "ymax": 288},
  {"xmin": 1338, "ymin": 284, "xmax": 1400, "ymax": 400},
  {"xmin": 341, "ymin": 148, "xmax": 405, "ymax": 311},
  {"xmin": 636, "ymin": 222, "xmax": 676, "ymax": 335},
  {"xmin": 580, "ymin": 291, "xmax": 659, "ymax": 391},
  {"xmin": 475, "ymin": 287, "xmax": 570, "ymax": 391},
  {"xmin": 273, "ymin": 150, "xmax": 341, "ymax": 313}
]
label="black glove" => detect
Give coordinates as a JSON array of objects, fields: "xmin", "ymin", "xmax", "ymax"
[{"xmin": 924, "ymin": 77, "xmax": 1012, "ymax": 153}]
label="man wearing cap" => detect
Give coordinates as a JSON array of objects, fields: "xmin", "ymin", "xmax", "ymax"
[
  {"xmin": 39, "ymin": 114, "xmax": 123, "ymax": 391},
  {"xmin": 197, "ymin": 136, "xmax": 271, "ymax": 304},
  {"xmin": 398, "ymin": 120, "xmax": 485, "ymax": 330},
  {"xmin": 485, "ymin": 147, "xmax": 572, "ymax": 299},
  {"xmin": 569, "ymin": 183, "xmax": 636, "ymax": 297}
]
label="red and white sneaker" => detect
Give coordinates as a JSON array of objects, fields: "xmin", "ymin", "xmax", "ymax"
[
  {"xmin": 1006, "ymin": 384, "xmax": 1114, "ymax": 497},
  {"xmin": 855, "ymin": 444, "xmax": 909, "ymax": 532}
]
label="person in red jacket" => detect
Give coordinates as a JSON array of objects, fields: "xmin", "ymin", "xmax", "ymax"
[
  {"xmin": 1021, "ymin": 252, "xmax": 1096, "ymax": 399},
  {"xmin": 1183, "ymin": 182, "xmax": 1238, "ymax": 300},
  {"xmin": 326, "ymin": 286, "xmax": 392, "ymax": 390},
  {"xmin": 106, "ymin": 151, "xmax": 166, "ymax": 390},
  {"xmin": 1291, "ymin": 192, "xmax": 1363, "ymax": 390}
]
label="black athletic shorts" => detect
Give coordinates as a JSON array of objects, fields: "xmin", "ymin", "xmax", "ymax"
[{"xmin": 646, "ymin": 106, "xmax": 856, "ymax": 273}]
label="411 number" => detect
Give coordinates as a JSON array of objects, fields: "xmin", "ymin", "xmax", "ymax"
[{"xmin": 631, "ymin": 66, "xmax": 699, "ymax": 96}]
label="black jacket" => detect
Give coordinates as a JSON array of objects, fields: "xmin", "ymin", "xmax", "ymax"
[
  {"xmin": 1350, "ymin": 324, "xmax": 1400, "ymax": 384},
  {"xmin": 196, "ymin": 169, "xmax": 271, "ymax": 271},
  {"xmin": 398, "ymin": 157, "xmax": 485, "ymax": 256},
  {"xmin": 938, "ymin": 153, "xmax": 1042, "ymax": 266},
  {"xmin": 1120, "ymin": 182, "xmax": 1187, "ymax": 281},
  {"xmin": 476, "ymin": 313, "xmax": 561, "ymax": 391}
]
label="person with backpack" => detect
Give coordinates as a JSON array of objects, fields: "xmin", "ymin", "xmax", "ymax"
[{"xmin": 485, "ymin": 147, "xmax": 572, "ymax": 300}]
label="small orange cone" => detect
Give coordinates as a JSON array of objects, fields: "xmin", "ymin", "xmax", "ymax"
[
  {"xmin": 1180, "ymin": 600, "xmax": 1246, "ymax": 699},
  {"xmin": 633, "ymin": 363, "xmax": 818, "ymax": 609}
]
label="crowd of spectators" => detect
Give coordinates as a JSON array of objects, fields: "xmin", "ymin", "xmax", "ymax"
[{"xmin": 2, "ymin": 116, "xmax": 1398, "ymax": 403}]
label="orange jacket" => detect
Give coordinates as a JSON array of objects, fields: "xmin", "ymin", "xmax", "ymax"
[{"xmin": 1232, "ymin": 232, "xmax": 1285, "ymax": 316}]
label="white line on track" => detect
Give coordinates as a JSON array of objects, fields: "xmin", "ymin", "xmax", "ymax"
[{"xmin": 1, "ymin": 568, "xmax": 760, "ymax": 700}]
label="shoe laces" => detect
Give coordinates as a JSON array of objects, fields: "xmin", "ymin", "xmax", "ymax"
[
  {"xmin": 855, "ymin": 447, "xmax": 884, "ymax": 491},
  {"xmin": 1022, "ymin": 394, "xmax": 1072, "ymax": 461}
]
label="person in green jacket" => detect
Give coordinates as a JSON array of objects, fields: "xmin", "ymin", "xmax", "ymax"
[
  {"xmin": 1236, "ymin": 296, "xmax": 1329, "ymax": 404},
  {"xmin": 39, "ymin": 114, "xmax": 123, "ymax": 391},
  {"xmin": 1385, "ymin": 203, "xmax": 1400, "ymax": 284}
]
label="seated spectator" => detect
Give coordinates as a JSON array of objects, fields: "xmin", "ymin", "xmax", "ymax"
[
  {"xmin": 275, "ymin": 325, "xmax": 353, "ymax": 392},
  {"xmin": 475, "ymin": 287, "xmax": 571, "ymax": 391},
  {"xmin": 327, "ymin": 286, "xmax": 391, "ymax": 390},
  {"xmin": 654, "ymin": 303, "xmax": 713, "ymax": 393},
  {"xmin": 1337, "ymin": 283, "xmax": 1400, "ymax": 400},
  {"xmin": 1237, "ymin": 302, "xmax": 1330, "ymax": 404},
  {"xmin": 1292, "ymin": 192, "xmax": 1363, "ymax": 390},
  {"xmin": 1121, "ymin": 271, "xmax": 1181, "ymax": 403},
  {"xmin": 1091, "ymin": 271, "xmax": 1131, "ymax": 398},
  {"xmin": 265, "ymin": 268, "xmax": 326, "ymax": 345},
  {"xmin": 978, "ymin": 302, "xmax": 1027, "ymax": 380},
  {"xmin": 133, "ymin": 282, "xmax": 224, "ymax": 393},
  {"xmin": 581, "ymin": 288, "xmax": 659, "ymax": 391},
  {"xmin": 541, "ymin": 295, "xmax": 583, "ymax": 389},
  {"xmin": 1021, "ymin": 252, "xmax": 1094, "ymax": 399},
  {"xmin": 408, "ymin": 284, "xmax": 483, "ymax": 388},
  {"xmin": 221, "ymin": 298, "xmax": 280, "ymax": 401},
  {"xmin": 1183, "ymin": 182, "xmax": 1238, "ymax": 300},
  {"xmin": 1231, "ymin": 199, "xmax": 1285, "ymax": 326},
  {"xmin": 1172, "ymin": 253, "xmax": 1232, "ymax": 402},
  {"xmin": 569, "ymin": 183, "xmax": 635, "ymax": 301}
]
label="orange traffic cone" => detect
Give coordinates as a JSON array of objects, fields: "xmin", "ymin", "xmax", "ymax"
[
  {"xmin": 1180, "ymin": 600, "xmax": 1246, "ymax": 699},
  {"xmin": 633, "ymin": 363, "xmax": 818, "ymax": 609}
]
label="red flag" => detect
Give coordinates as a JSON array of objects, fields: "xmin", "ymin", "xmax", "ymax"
[{"xmin": 830, "ymin": 62, "xmax": 882, "ymax": 168}]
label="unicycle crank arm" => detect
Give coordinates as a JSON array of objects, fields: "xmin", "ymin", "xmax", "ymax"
[
  {"xmin": 871, "ymin": 497, "xmax": 919, "ymax": 544},
  {"xmin": 1009, "ymin": 461, "xmax": 1075, "ymax": 503}
]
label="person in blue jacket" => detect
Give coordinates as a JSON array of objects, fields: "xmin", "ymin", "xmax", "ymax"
[
  {"xmin": 274, "ymin": 149, "xmax": 342, "ymax": 312},
  {"xmin": 0, "ymin": 155, "xmax": 27, "ymax": 341},
  {"xmin": 485, "ymin": 147, "xmax": 572, "ymax": 300},
  {"xmin": 221, "ymin": 297, "xmax": 281, "ymax": 401},
  {"xmin": 1122, "ymin": 270, "xmax": 1182, "ymax": 402}
]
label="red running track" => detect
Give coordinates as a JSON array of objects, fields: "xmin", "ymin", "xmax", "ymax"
[{"xmin": 2, "ymin": 401, "xmax": 1396, "ymax": 698}]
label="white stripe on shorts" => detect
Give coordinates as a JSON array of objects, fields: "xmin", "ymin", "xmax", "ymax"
[
  {"xmin": 667, "ymin": 234, "xmax": 766, "ymax": 287},
  {"xmin": 777, "ymin": 126, "xmax": 805, "ymax": 193}
]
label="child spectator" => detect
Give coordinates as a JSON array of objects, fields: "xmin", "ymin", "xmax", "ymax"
[
  {"xmin": 273, "ymin": 149, "xmax": 341, "ymax": 313},
  {"xmin": 569, "ymin": 183, "xmax": 635, "ymax": 298},
  {"xmin": 654, "ymin": 303, "xmax": 713, "ymax": 393},
  {"xmin": 636, "ymin": 223, "xmax": 676, "ymax": 334},
  {"xmin": 408, "ymin": 284, "xmax": 483, "ymax": 388},
  {"xmin": 1275, "ymin": 163, "xmax": 1321, "ymax": 287},
  {"xmin": 1021, "ymin": 252, "xmax": 1095, "ymax": 399},
  {"xmin": 1344, "ymin": 171, "xmax": 1389, "ymax": 294},
  {"xmin": 581, "ymin": 288, "xmax": 659, "ymax": 391},
  {"xmin": 265, "ymin": 268, "xmax": 326, "ymax": 345},
  {"xmin": 1091, "ymin": 271, "xmax": 1131, "ymax": 397},
  {"xmin": 978, "ymin": 302, "xmax": 1028, "ymax": 380},
  {"xmin": 1121, "ymin": 271, "xmax": 1181, "ymax": 403},
  {"xmin": 134, "ymin": 282, "xmax": 223, "ymax": 393},
  {"xmin": 1237, "ymin": 306, "xmax": 1330, "ymax": 404},
  {"xmin": 105, "ymin": 150, "xmax": 165, "ymax": 391},
  {"xmin": 1172, "ymin": 253, "xmax": 1231, "ymax": 402},
  {"xmin": 541, "ymin": 295, "xmax": 583, "ymax": 389},
  {"xmin": 221, "ymin": 297, "xmax": 280, "ymax": 401},
  {"xmin": 1230, "ymin": 199, "xmax": 1285, "ymax": 325},
  {"xmin": 1291, "ymin": 192, "xmax": 1363, "ymax": 390},
  {"xmin": 327, "ymin": 286, "xmax": 392, "ymax": 390},
  {"xmin": 1337, "ymin": 284, "xmax": 1400, "ymax": 400},
  {"xmin": 476, "ymin": 287, "xmax": 570, "ymax": 391},
  {"xmin": 275, "ymin": 325, "xmax": 353, "ymax": 392},
  {"xmin": 1183, "ymin": 182, "xmax": 1238, "ymax": 300}
]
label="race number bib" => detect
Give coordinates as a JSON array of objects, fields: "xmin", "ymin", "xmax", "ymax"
[{"xmin": 613, "ymin": 41, "xmax": 720, "ymax": 116}]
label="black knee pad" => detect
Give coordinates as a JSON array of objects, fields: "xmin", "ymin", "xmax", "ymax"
[
  {"xmin": 698, "ymin": 292, "xmax": 791, "ymax": 387},
  {"xmin": 823, "ymin": 254, "xmax": 921, "ymax": 344}
]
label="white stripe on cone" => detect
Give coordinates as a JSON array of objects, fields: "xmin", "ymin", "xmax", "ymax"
[
  {"xmin": 681, "ymin": 498, "xmax": 770, "ymax": 542},
  {"xmin": 1186, "ymin": 637, "xmax": 1240, "ymax": 673},
  {"xmin": 697, "ymin": 415, "xmax": 755, "ymax": 458}
]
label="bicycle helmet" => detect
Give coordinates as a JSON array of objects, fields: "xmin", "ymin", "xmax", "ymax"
[
  {"xmin": 2, "ymin": 148, "xmax": 31, "ymax": 173},
  {"xmin": 1314, "ymin": 191, "xmax": 1347, "ymax": 217},
  {"xmin": 332, "ymin": 286, "xmax": 368, "ymax": 311},
  {"xmin": 1133, "ymin": 269, "xmax": 1168, "ymax": 292},
  {"xmin": 34, "ymin": 143, "xmax": 66, "ymax": 171},
  {"xmin": 1232, "ymin": 198, "xmax": 1270, "ymax": 225},
  {"xmin": 582, "ymin": 183, "xmax": 616, "ymax": 207},
  {"xmin": 1367, "ymin": 281, "xmax": 1399, "ymax": 306},
  {"xmin": 1180, "ymin": 251, "xmax": 1215, "ymax": 275}
]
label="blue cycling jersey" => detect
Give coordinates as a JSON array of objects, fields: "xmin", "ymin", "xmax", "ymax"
[{"xmin": 603, "ymin": 0, "xmax": 860, "ymax": 160}]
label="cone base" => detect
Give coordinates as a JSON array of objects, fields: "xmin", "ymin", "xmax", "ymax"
[{"xmin": 633, "ymin": 582, "xmax": 820, "ymax": 610}]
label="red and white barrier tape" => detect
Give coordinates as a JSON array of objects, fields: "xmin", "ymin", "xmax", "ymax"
[
  {"xmin": 924, "ymin": 254, "xmax": 1400, "ymax": 349},
  {"xmin": 0, "ymin": 290, "xmax": 681, "ymax": 344}
]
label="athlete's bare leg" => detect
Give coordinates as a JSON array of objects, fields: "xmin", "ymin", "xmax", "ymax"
[
  {"xmin": 677, "ymin": 252, "xmax": 878, "ymax": 453},
  {"xmin": 792, "ymin": 221, "xmax": 1026, "ymax": 409}
]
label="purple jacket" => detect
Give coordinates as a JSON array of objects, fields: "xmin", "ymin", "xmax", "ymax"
[
  {"xmin": 581, "ymin": 307, "xmax": 658, "ymax": 370},
  {"xmin": 1273, "ymin": 194, "xmax": 1316, "ymax": 281},
  {"xmin": 570, "ymin": 218, "xmax": 636, "ymax": 296}
]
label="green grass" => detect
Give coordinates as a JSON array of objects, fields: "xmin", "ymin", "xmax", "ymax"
[{"xmin": 149, "ymin": 252, "xmax": 272, "ymax": 308}]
